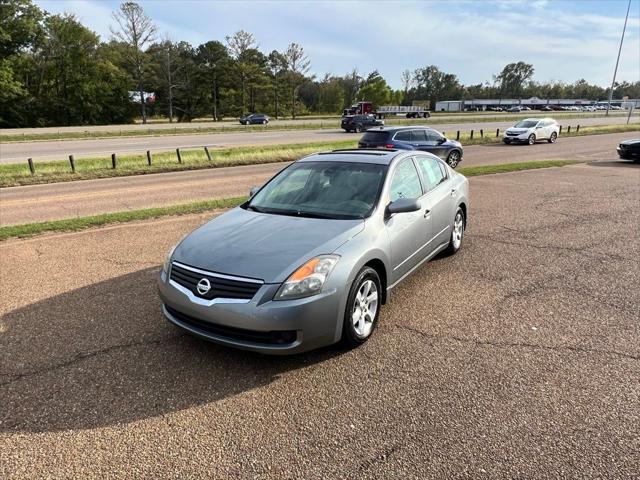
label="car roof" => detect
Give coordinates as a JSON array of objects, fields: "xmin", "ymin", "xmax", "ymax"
[
  {"xmin": 520, "ymin": 117, "xmax": 556, "ymax": 122},
  {"xmin": 298, "ymin": 149, "xmax": 411, "ymax": 165},
  {"xmin": 361, "ymin": 125, "xmax": 437, "ymax": 133}
]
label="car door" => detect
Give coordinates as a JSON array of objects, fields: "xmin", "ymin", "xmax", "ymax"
[
  {"xmin": 414, "ymin": 155, "xmax": 454, "ymax": 247},
  {"xmin": 410, "ymin": 129, "xmax": 430, "ymax": 151},
  {"xmin": 392, "ymin": 130, "xmax": 413, "ymax": 149},
  {"xmin": 384, "ymin": 158, "xmax": 430, "ymax": 283},
  {"xmin": 425, "ymin": 130, "xmax": 448, "ymax": 159}
]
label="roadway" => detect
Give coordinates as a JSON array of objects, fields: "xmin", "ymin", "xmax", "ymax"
[
  {"xmin": 1, "ymin": 162, "xmax": 638, "ymax": 478},
  {"xmin": 0, "ymin": 132, "xmax": 636, "ymax": 226},
  {"xmin": 1, "ymin": 115, "xmax": 637, "ymax": 164}
]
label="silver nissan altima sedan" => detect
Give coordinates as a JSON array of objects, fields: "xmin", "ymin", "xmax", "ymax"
[{"xmin": 158, "ymin": 149, "xmax": 469, "ymax": 354}]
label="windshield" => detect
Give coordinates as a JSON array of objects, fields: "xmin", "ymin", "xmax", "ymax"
[
  {"xmin": 514, "ymin": 120, "xmax": 538, "ymax": 128},
  {"xmin": 246, "ymin": 161, "xmax": 387, "ymax": 219}
]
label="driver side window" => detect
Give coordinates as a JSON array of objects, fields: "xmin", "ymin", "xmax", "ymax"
[{"xmin": 389, "ymin": 159, "xmax": 422, "ymax": 202}]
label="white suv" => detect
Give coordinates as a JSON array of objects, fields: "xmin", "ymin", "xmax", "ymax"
[{"xmin": 503, "ymin": 118, "xmax": 560, "ymax": 145}]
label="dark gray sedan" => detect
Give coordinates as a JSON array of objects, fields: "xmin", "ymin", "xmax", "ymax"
[{"xmin": 159, "ymin": 149, "xmax": 469, "ymax": 354}]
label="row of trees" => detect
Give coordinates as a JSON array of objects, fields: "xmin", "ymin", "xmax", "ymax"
[{"xmin": 1, "ymin": 0, "xmax": 639, "ymax": 128}]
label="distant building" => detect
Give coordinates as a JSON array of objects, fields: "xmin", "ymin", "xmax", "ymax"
[{"xmin": 435, "ymin": 97, "xmax": 639, "ymax": 112}]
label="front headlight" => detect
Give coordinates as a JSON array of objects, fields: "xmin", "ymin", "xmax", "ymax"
[
  {"xmin": 162, "ymin": 243, "xmax": 178, "ymax": 274},
  {"xmin": 275, "ymin": 255, "xmax": 339, "ymax": 300}
]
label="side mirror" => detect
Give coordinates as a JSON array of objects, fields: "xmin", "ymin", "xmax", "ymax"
[
  {"xmin": 437, "ymin": 137, "xmax": 446, "ymax": 144},
  {"xmin": 387, "ymin": 198, "xmax": 421, "ymax": 215},
  {"xmin": 249, "ymin": 186, "xmax": 259, "ymax": 197}
]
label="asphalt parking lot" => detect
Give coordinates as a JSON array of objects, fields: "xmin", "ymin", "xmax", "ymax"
[{"xmin": 1, "ymin": 161, "xmax": 639, "ymax": 478}]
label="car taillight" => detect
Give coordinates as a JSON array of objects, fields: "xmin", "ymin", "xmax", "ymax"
[{"xmin": 385, "ymin": 144, "xmax": 394, "ymax": 149}]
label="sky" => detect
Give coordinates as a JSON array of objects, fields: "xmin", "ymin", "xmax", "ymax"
[{"xmin": 36, "ymin": 0, "xmax": 640, "ymax": 89}]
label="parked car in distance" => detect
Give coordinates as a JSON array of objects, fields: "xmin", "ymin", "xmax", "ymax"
[
  {"xmin": 341, "ymin": 114, "xmax": 384, "ymax": 132},
  {"xmin": 617, "ymin": 139, "xmax": 640, "ymax": 162},
  {"xmin": 503, "ymin": 118, "xmax": 560, "ymax": 145},
  {"xmin": 240, "ymin": 113, "xmax": 269, "ymax": 125},
  {"xmin": 506, "ymin": 106, "xmax": 522, "ymax": 112},
  {"xmin": 158, "ymin": 149, "xmax": 469, "ymax": 354},
  {"xmin": 358, "ymin": 126, "xmax": 464, "ymax": 168},
  {"xmin": 541, "ymin": 106, "xmax": 553, "ymax": 111}
]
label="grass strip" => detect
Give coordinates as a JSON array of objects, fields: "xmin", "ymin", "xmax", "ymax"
[
  {"xmin": 2, "ymin": 123, "xmax": 637, "ymax": 188},
  {"xmin": 0, "ymin": 196, "xmax": 247, "ymax": 242},
  {"xmin": 2, "ymin": 112, "xmax": 636, "ymax": 143},
  {"xmin": 0, "ymin": 160, "xmax": 583, "ymax": 241}
]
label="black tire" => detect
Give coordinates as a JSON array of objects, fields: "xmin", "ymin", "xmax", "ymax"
[
  {"xmin": 527, "ymin": 134, "xmax": 536, "ymax": 145},
  {"xmin": 341, "ymin": 267, "xmax": 382, "ymax": 348},
  {"xmin": 444, "ymin": 207, "xmax": 465, "ymax": 255},
  {"xmin": 446, "ymin": 150, "xmax": 462, "ymax": 168},
  {"xmin": 548, "ymin": 132, "xmax": 557, "ymax": 143},
  {"xmin": 504, "ymin": 139, "xmax": 511, "ymax": 144},
  {"xmin": 262, "ymin": 119, "xmax": 268, "ymax": 125},
  {"xmin": 355, "ymin": 125, "xmax": 363, "ymax": 133}
]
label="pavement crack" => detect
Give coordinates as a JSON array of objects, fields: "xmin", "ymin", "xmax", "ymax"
[
  {"xmin": 0, "ymin": 333, "xmax": 186, "ymax": 388},
  {"xmin": 355, "ymin": 443, "xmax": 402, "ymax": 475},
  {"xmin": 390, "ymin": 325, "xmax": 639, "ymax": 361}
]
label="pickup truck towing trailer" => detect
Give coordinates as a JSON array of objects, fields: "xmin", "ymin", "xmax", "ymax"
[{"xmin": 343, "ymin": 101, "xmax": 430, "ymax": 119}]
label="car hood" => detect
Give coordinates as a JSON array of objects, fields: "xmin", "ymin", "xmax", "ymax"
[
  {"xmin": 173, "ymin": 207, "xmax": 364, "ymax": 283},
  {"xmin": 620, "ymin": 139, "xmax": 640, "ymax": 146}
]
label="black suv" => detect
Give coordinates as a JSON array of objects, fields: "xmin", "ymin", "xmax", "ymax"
[
  {"xmin": 358, "ymin": 126, "xmax": 464, "ymax": 168},
  {"xmin": 341, "ymin": 114, "xmax": 384, "ymax": 133}
]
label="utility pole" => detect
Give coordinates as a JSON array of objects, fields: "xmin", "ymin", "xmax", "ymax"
[{"xmin": 606, "ymin": 0, "xmax": 632, "ymax": 116}]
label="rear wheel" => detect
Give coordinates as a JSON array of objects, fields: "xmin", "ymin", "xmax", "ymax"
[
  {"xmin": 262, "ymin": 119, "xmax": 268, "ymax": 125},
  {"xmin": 444, "ymin": 207, "xmax": 465, "ymax": 255},
  {"xmin": 548, "ymin": 132, "xmax": 557, "ymax": 143},
  {"xmin": 341, "ymin": 267, "xmax": 382, "ymax": 348},
  {"xmin": 528, "ymin": 134, "xmax": 536, "ymax": 145},
  {"xmin": 446, "ymin": 150, "xmax": 461, "ymax": 168}
]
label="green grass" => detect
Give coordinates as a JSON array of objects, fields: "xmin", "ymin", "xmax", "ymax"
[
  {"xmin": 2, "ymin": 123, "xmax": 637, "ymax": 187},
  {"xmin": 0, "ymin": 196, "xmax": 247, "ymax": 241},
  {"xmin": 0, "ymin": 160, "xmax": 585, "ymax": 241},
  {"xmin": 2, "ymin": 111, "xmax": 636, "ymax": 143}
]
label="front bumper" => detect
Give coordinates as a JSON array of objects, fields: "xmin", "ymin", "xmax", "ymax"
[
  {"xmin": 503, "ymin": 132, "xmax": 530, "ymax": 143},
  {"xmin": 617, "ymin": 147, "xmax": 639, "ymax": 158},
  {"xmin": 158, "ymin": 270, "xmax": 342, "ymax": 354}
]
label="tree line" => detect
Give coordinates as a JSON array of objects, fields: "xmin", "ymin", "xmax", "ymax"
[{"xmin": 2, "ymin": 0, "xmax": 639, "ymax": 128}]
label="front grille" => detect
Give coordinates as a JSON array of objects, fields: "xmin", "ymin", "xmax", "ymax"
[
  {"xmin": 506, "ymin": 132, "xmax": 520, "ymax": 136},
  {"xmin": 170, "ymin": 262, "xmax": 262, "ymax": 301},
  {"xmin": 165, "ymin": 305, "xmax": 297, "ymax": 345}
]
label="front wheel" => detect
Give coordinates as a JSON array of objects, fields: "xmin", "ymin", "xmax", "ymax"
[
  {"xmin": 355, "ymin": 125, "xmax": 363, "ymax": 133},
  {"xmin": 548, "ymin": 132, "xmax": 557, "ymax": 143},
  {"xmin": 504, "ymin": 139, "xmax": 511, "ymax": 144},
  {"xmin": 528, "ymin": 134, "xmax": 536, "ymax": 145},
  {"xmin": 444, "ymin": 207, "xmax": 465, "ymax": 255},
  {"xmin": 446, "ymin": 150, "xmax": 462, "ymax": 168},
  {"xmin": 341, "ymin": 267, "xmax": 382, "ymax": 348}
]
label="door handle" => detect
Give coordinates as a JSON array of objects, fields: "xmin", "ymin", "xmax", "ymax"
[
  {"xmin": 451, "ymin": 188, "xmax": 456, "ymax": 196},
  {"xmin": 423, "ymin": 209, "xmax": 431, "ymax": 218}
]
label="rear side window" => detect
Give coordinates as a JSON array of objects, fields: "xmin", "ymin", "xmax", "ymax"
[
  {"xmin": 361, "ymin": 131, "xmax": 389, "ymax": 142},
  {"xmin": 411, "ymin": 130, "xmax": 427, "ymax": 142},
  {"xmin": 389, "ymin": 159, "xmax": 423, "ymax": 201},
  {"xmin": 394, "ymin": 130, "xmax": 411, "ymax": 141},
  {"xmin": 415, "ymin": 156, "xmax": 445, "ymax": 192}
]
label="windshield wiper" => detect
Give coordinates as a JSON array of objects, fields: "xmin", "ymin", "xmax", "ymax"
[{"xmin": 246, "ymin": 205, "xmax": 266, "ymax": 213}]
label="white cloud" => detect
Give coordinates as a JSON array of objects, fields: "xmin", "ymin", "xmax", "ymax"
[{"xmin": 34, "ymin": 0, "xmax": 640, "ymax": 88}]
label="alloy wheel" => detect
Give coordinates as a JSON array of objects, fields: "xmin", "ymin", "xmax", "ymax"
[
  {"xmin": 452, "ymin": 211, "xmax": 464, "ymax": 250},
  {"xmin": 351, "ymin": 280, "xmax": 378, "ymax": 338},
  {"xmin": 447, "ymin": 151, "xmax": 461, "ymax": 168}
]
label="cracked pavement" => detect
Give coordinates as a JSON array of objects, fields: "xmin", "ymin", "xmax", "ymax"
[{"xmin": 0, "ymin": 161, "xmax": 639, "ymax": 478}]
